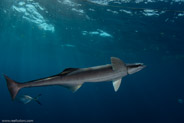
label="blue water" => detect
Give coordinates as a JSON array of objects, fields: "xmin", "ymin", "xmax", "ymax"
[{"xmin": 0, "ymin": 0, "xmax": 184, "ymax": 123}]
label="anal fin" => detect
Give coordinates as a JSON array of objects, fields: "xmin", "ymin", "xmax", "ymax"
[{"xmin": 61, "ymin": 84, "xmax": 83, "ymax": 93}]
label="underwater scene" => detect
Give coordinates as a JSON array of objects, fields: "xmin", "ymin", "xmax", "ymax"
[{"xmin": 0, "ymin": 0, "xmax": 184, "ymax": 123}]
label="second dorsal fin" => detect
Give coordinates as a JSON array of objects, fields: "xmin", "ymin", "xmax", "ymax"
[{"xmin": 60, "ymin": 68, "xmax": 79, "ymax": 75}]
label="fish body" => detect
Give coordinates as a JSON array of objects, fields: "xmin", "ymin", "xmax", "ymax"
[
  {"xmin": 17, "ymin": 95, "xmax": 33, "ymax": 104},
  {"xmin": 16, "ymin": 94, "xmax": 42, "ymax": 105},
  {"xmin": 4, "ymin": 57, "xmax": 145, "ymax": 100}
]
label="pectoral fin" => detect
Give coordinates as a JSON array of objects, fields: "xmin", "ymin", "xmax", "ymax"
[{"xmin": 113, "ymin": 78, "xmax": 122, "ymax": 92}]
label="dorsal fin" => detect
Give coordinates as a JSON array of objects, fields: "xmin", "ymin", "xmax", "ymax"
[
  {"xmin": 111, "ymin": 57, "xmax": 127, "ymax": 72},
  {"xmin": 60, "ymin": 68, "xmax": 79, "ymax": 75}
]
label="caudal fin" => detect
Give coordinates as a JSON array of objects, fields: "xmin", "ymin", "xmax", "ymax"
[
  {"xmin": 34, "ymin": 94, "xmax": 42, "ymax": 100},
  {"xmin": 34, "ymin": 94, "xmax": 42, "ymax": 105},
  {"xmin": 3, "ymin": 75, "xmax": 22, "ymax": 100},
  {"xmin": 35, "ymin": 99, "xmax": 42, "ymax": 105}
]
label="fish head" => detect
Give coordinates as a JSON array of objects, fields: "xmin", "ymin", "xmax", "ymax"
[
  {"xmin": 16, "ymin": 95, "xmax": 33, "ymax": 104},
  {"xmin": 127, "ymin": 63, "xmax": 146, "ymax": 74}
]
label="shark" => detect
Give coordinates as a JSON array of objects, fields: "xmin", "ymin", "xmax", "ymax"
[{"xmin": 4, "ymin": 57, "xmax": 145, "ymax": 100}]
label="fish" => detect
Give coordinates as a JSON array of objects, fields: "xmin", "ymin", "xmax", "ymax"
[
  {"xmin": 4, "ymin": 57, "xmax": 145, "ymax": 100},
  {"xmin": 15, "ymin": 94, "xmax": 42, "ymax": 105}
]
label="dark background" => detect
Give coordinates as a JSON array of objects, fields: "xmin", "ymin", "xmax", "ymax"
[{"xmin": 0, "ymin": 0, "xmax": 184, "ymax": 122}]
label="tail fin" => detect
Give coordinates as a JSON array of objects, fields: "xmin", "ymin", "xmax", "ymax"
[
  {"xmin": 34, "ymin": 94, "xmax": 42, "ymax": 100},
  {"xmin": 34, "ymin": 99, "xmax": 42, "ymax": 105},
  {"xmin": 34, "ymin": 94, "xmax": 42, "ymax": 105},
  {"xmin": 3, "ymin": 75, "xmax": 22, "ymax": 100}
]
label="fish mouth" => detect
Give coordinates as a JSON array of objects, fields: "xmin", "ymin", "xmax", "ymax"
[
  {"xmin": 127, "ymin": 63, "xmax": 146, "ymax": 74},
  {"xmin": 126, "ymin": 63, "xmax": 146, "ymax": 69},
  {"xmin": 139, "ymin": 63, "xmax": 146, "ymax": 70},
  {"xmin": 143, "ymin": 65, "xmax": 146, "ymax": 68},
  {"xmin": 135, "ymin": 63, "xmax": 146, "ymax": 68},
  {"xmin": 141, "ymin": 64, "xmax": 146, "ymax": 68}
]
